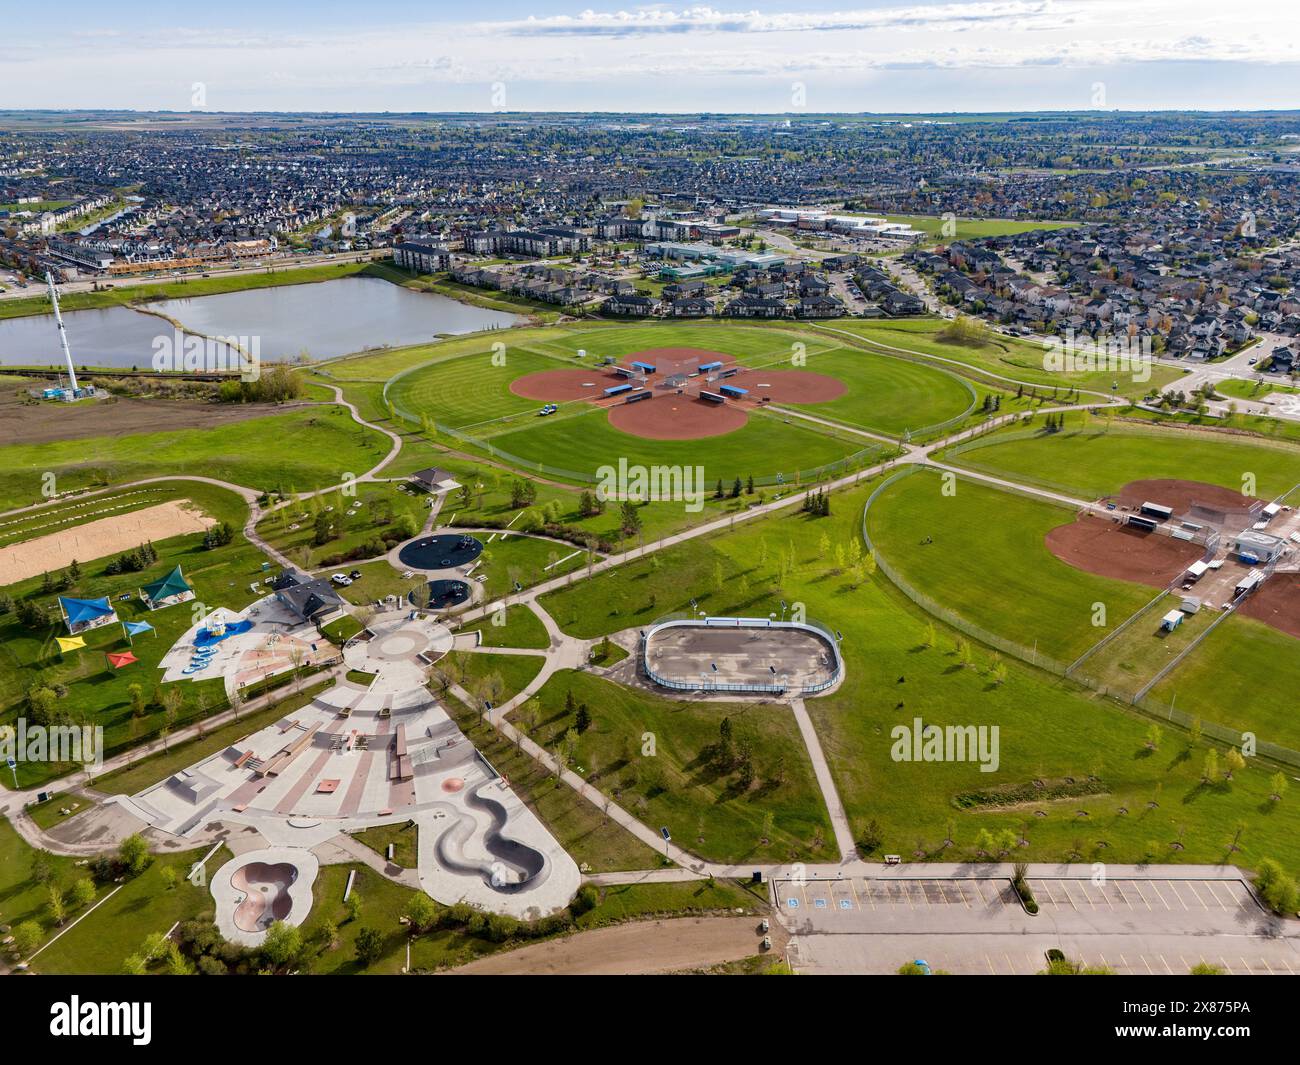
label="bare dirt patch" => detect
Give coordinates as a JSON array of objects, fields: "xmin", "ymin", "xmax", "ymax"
[
  {"xmin": 607, "ymin": 392, "xmax": 749, "ymax": 440},
  {"xmin": 0, "ymin": 389, "xmax": 316, "ymax": 447},
  {"xmin": 1045, "ymin": 514, "xmax": 1202, "ymax": 588},
  {"xmin": 0, "ymin": 499, "xmax": 214, "ymax": 585},
  {"xmin": 1238, "ymin": 572, "xmax": 1300, "ymax": 640},
  {"xmin": 446, "ymin": 916, "xmax": 777, "ymax": 975}
]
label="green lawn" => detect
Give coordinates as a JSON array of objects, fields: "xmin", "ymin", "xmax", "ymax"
[
  {"xmin": 439, "ymin": 650, "xmax": 546, "ymax": 706},
  {"xmin": 1215, "ymin": 378, "xmax": 1300, "ymax": 401},
  {"xmin": 513, "ymin": 670, "xmax": 838, "ymax": 865},
  {"xmin": 828, "ymin": 319, "xmax": 1184, "ymax": 397},
  {"xmin": 351, "ymin": 821, "xmax": 418, "ymax": 869},
  {"xmin": 28, "ymin": 843, "xmax": 226, "ymax": 974},
  {"xmin": 486, "ymin": 403, "xmax": 872, "ymax": 486},
  {"xmin": 883, "ymin": 213, "xmax": 1077, "ymax": 243},
  {"xmin": 865, "ymin": 469, "xmax": 1155, "ymax": 663},
  {"xmin": 781, "ymin": 345, "xmax": 976, "ymax": 437},
  {"xmin": 944, "ymin": 416, "xmax": 1300, "ymax": 501},
  {"xmin": 0, "ymin": 406, "xmax": 392, "ymax": 512},
  {"xmin": 541, "ymin": 476, "xmax": 1300, "ymax": 871},
  {"xmin": 460, "ymin": 602, "xmax": 550, "ymax": 649}
]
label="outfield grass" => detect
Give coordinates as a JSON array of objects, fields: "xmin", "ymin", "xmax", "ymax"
[
  {"xmin": 0, "ymin": 406, "xmax": 392, "ymax": 512},
  {"xmin": 865, "ymin": 469, "xmax": 1155, "ymax": 663},
  {"xmin": 944, "ymin": 416, "xmax": 1300, "ymax": 501},
  {"xmin": 513, "ymin": 670, "xmax": 839, "ymax": 864},
  {"xmin": 486, "ymin": 403, "xmax": 873, "ymax": 486},
  {"xmin": 541, "ymin": 476, "xmax": 1300, "ymax": 870},
  {"xmin": 1149, "ymin": 615, "xmax": 1300, "ymax": 755}
]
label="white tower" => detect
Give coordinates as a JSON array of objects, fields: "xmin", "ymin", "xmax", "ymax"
[{"xmin": 45, "ymin": 271, "xmax": 78, "ymax": 393}]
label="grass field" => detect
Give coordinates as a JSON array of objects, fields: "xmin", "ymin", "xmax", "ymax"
[
  {"xmin": 943, "ymin": 416, "xmax": 1300, "ymax": 501},
  {"xmin": 439, "ymin": 650, "xmax": 546, "ymax": 707},
  {"xmin": 865, "ymin": 469, "xmax": 1156, "ymax": 663},
  {"xmin": 1149, "ymin": 615, "xmax": 1300, "ymax": 755},
  {"xmin": 0, "ymin": 406, "xmax": 391, "ymax": 512},
  {"xmin": 1215, "ymin": 377, "xmax": 1300, "ymax": 401},
  {"xmin": 828, "ymin": 319, "xmax": 1184, "ymax": 397},
  {"xmin": 538, "ymin": 476, "xmax": 1300, "ymax": 869},
  {"xmin": 513, "ymin": 670, "xmax": 838, "ymax": 864},
  {"xmin": 460, "ymin": 602, "xmax": 550, "ymax": 649},
  {"xmin": 882, "ymin": 213, "xmax": 1077, "ymax": 243}
]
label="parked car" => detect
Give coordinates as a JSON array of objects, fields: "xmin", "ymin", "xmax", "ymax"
[
  {"xmin": 349, "ymin": 570, "xmax": 362, "ymax": 580},
  {"xmin": 330, "ymin": 574, "xmax": 352, "ymax": 586}
]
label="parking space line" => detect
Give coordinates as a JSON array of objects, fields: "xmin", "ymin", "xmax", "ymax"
[
  {"xmin": 1131, "ymin": 881, "xmax": 1154, "ymax": 911},
  {"xmin": 1160, "ymin": 954, "xmax": 1174, "ymax": 974},
  {"xmin": 1165, "ymin": 880, "xmax": 1191, "ymax": 911},
  {"xmin": 1183, "ymin": 880, "xmax": 1210, "ymax": 908},
  {"xmin": 1147, "ymin": 880, "xmax": 1172, "ymax": 910},
  {"xmin": 985, "ymin": 954, "xmax": 996, "ymax": 975},
  {"xmin": 1206, "ymin": 881, "xmax": 1237, "ymax": 909}
]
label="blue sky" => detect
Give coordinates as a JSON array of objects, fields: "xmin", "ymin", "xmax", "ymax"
[{"xmin": 4, "ymin": 1, "xmax": 1298, "ymax": 113}]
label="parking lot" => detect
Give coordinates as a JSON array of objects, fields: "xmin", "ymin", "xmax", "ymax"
[{"xmin": 773, "ymin": 874, "xmax": 1298, "ymax": 974}]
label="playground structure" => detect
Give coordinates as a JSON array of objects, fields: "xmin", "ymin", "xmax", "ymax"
[
  {"xmin": 397, "ymin": 533, "xmax": 484, "ymax": 572},
  {"xmin": 642, "ymin": 615, "xmax": 844, "ymax": 695},
  {"xmin": 408, "ymin": 578, "xmax": 471, "ymax": 611}
]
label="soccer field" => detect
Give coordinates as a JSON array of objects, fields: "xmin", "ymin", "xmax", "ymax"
[{"xmin": 865, "ymin": 469, "xmax": 1156, "ymax": 663}]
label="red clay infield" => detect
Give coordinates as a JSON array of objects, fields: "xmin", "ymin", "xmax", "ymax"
[
  {"xmin": 509, "ymin": 347, "xmax": 845, "ymax": 441},
  {"xmin": 510, "ymin": 367, "xmax": 605, "ymax": 401},
  {"xmin": 737, "ymin": 368, "xmax": 846, "ymax": 403},
  {"xmin": 1238, "ymin": 572, "xmax": 1300, "ymax": 640},
  {"xmin": 1109, "ymin": 478, "xmax": 1262, "ymax": 520},
  {"xmin": 607, "ymin": 392, "xmax": 749, "ymax": 439},
  {"xmin": 1045, "ymin": 514, "xmax": 1203, "ymax": 588}
]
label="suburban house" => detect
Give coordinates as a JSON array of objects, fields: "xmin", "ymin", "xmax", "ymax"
[{"xmin": 272, "ymin": 571, "xmax": 347, "ymax": 625}]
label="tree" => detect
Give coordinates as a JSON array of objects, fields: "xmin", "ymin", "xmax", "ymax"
[
  {"xmin": 618, "ymin": 500, "xmax": 642, "ymax": 537},
  {"xmin": 354, "ymin": 927, "xmax": 384, "ymax": 966},
  {"xmin": 70, "ymin": 877, "xmax": 96, "ymax": 909},
  {"xmin": 46, "ymin": 884, "xmax": 67, "ymax": 926},
  {"xmin": 12, "ymin": 920, "xmax": 42, "ymax": 957},
  {"xmin": 1224, "ymin": 747, "xmax": 1246, "ymax": 780},
  {"xmin": 345, "ymin": 891, "xmax": 364, "ymax": 922},
  {"xmin": 119, "ymin": 833, "xmax": 152, "ymax": 876},
  {"xmin": 1269, "ymin": 772, "xmax": 1288, "ymax": 803},
  {"xmin": 261, "ymin": 921, "xmax": 303, "ymax": 969},
  {"xmin": 31, "ymin": 848, "xmax": 55, "ymax": 885},
  {"xmin": 407, "ymin": 893, "xmax": 439, "ymax": 932},
  {"xmin": 575, "ymin": 703, "xmax": 592, "ymax": 733},
  {"xmin": 1201, "ymin": 748, "xmax": 1219, "ymax": 784},
  {"xmin": 128, "ymin": 682, "xmax": 147, "ymax": 718},
  {"xmin": 1144, "ymin": 723, "xmax": 1162, "ymax": 751}
]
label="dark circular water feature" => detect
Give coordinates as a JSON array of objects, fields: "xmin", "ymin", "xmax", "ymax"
[
  {"xmin": 408, "ymin": 579, "xmax": 471, "ymax": 611},
  {"xmin": 397, "ymin": 533, "xmax": 483, "ymax": 571}
]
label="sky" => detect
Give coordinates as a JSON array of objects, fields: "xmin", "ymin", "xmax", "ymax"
[{"xmin": 3, "ymin": 0, "xmax": 1299, "ymax": 114}]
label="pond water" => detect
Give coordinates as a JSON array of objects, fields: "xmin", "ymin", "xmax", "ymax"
[{"xmin": 0, "ymin": 276, "xmax": 521, "ymax": 369}]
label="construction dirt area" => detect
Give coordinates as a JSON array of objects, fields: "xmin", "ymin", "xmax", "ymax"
[
  {"xmin": 0, "ymin": 385, "xmax": 318, "ymax": 446},
  {"xmin": 0, "ymin": 499, "xmax": 214, "ymax": 584},
  {"xmin": 446, "ymin": 916, "xmax": 781, "ymax": 975}
]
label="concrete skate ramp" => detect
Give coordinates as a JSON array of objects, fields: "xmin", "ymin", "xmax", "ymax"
[
  {"xmin": 231, "ymin": 861, "xmax": 297, "ymax": 933},
  {"xmin": 433, "ymin": 783, "xmax": 548, "ymax": 892}
]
